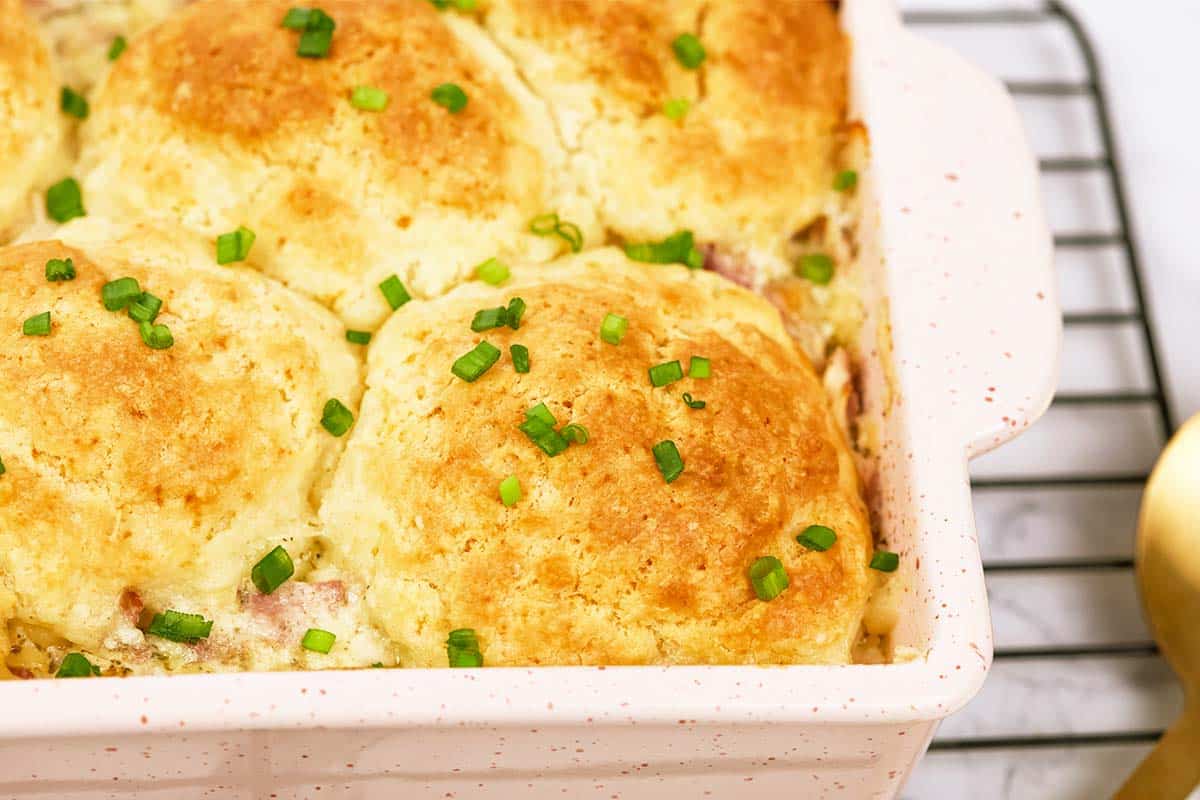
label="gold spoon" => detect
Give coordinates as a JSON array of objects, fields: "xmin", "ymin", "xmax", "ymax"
[{"xmin": 1115, "ymin": 414, "xmax": 1200, "ymax": 799}]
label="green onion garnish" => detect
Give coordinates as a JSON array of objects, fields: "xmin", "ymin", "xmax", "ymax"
[
  {"xmin": 45, "ymin": 257, "xmax": 75, "ymax": 281},
  {"xmin": 282, "ymin": 7, "xmax": 313, "ymax": 28},
  {"xmin": 528, "ymin": 212, "xmax": 583, "ymax": 252},
  {"xmin": 146, "ymin": 609, "xmax": 212, "ymax": 643},
  {"xmin": 834, "ymin": 169, "xmax": 858, "ymax": 191},
  {"xmin": 345, "ymin": 329, "xmax": 372, "ymax": 345},
  {"xmin": 429, "ymin": 0, "xmax": 477, "ymax": 8},
  {"xmin": 748, "ymin": 556, "xmax": 789, "ymax": 601},
  {"xmin": 23, "ymin": 311, "xmax": 51, "ymax": 337},
  {"xmin": 451, "ymin": 341, "xmax": 501, "ymax": 382},
  {"xmin": 292, "ymin": 8, "xmax": 335, "ymax": 58},
  {"xmin": 663, "ymin": 97, "xmax": 691, "ymax": 121},
  {"xmin": 475, "ymin": 257, "xmax": 509, "ymax": 286},
  {"xmin": 560, "ymin": 423, "xmax": 588, "ymax": 445},
  {"xmin": 215, "ymin": 226, "xmax": 255, "ymax": 265},
  {"xmin": 600, "ymin": 313, "xmax": 628, "ymax": 345},
  {"xmin": 672, "ymin": 33, "xmax": 706, "ymax": 69},
  {"xmin": 624, "ymin": 230, "xmax": 703, "ymax": 269},
  {"xmin": 101, "ymin": 276, "xmax": 140, "ymax": 311},
  {"xmin": 648, "ymin": 360, "xmax": 684, "ymax": 387},
  {"xmin": 797, "ymin": 525, "xmax": 837, "ymax": 552},
  {"xmin": 510, "ymin": 343, "xmax": 529, "ymax": 373},
  {"xmin": 56, "ymin": 653, "xmax": 99, "ymax": 678},
  {"xmin": 378, "ymin": 274, "xmax": 411, "ymax": 310},
  {"xmin": 60, "ymin": 87, "xmax": 89, "ymax": 119},
  {"xmin": 251, "ymin": 545, "xmax": 295, "ymax": 594},
  {"xmin": 350, "ymin": 85, "xmax": 389, "ymax": 111},
  {"xmin": 688, "ymin": 356, "xmax": 710, "ymax": 379},
  {"xmin": 681, "ymin": 392, "xmax": 705, "ymax": 410},
  {"xmin": 301, "ymin": 628, "xmax": 336, "ymax": 654},
  {"xmin": 652, "ymin": 440, "xmax": 684, "ymax": 483},
  {"xmin": 321, "ymin": 398, "xmax": 354, "ymax": 436},
  {"xmin": 505, "ymin": 296, "xmax": 526, "ymax": 329},
  {"xmin": 108, "ymin": 35, "xmax": 127, "ymax": 61},
  {"xmin": 138, "ymin": 321, "xmax": 174, "ymax": 350},
  {"xmin": 471, "ymin": 307, "xmax": 508, "ymax": 332},
  {"xmin": 526, "ymin": 402, "xmax": 556, "ymax": 427},
  {"xmin": 518, "ymin": 414, "xmax": 568, "ymax": 457},
  {"xmin": 799, "ymin": 253, "xmax": 835, "ymax": 285},
  {"xmin": 0, "ymin": 456, "xmax": 5, "ymax": 475},
  {"xmin": 127, "ymin": 292, "xmax": 162, "ymax": 324},
  {"xmin": 431, "ymin": 83, "xmax": 468, "ymax": 113},
  {"xmin": 446, "ymin": 628, "xmax": 483, "ymax": 667},
  {"xmin": 870, "ymin": 550, "xmax": 900, "ymax": 573},
  {"xmin": 499, "ymin": 474, "xmax": 521, "ymax": 507},
  {"xmin": 46, "ymin": 178, "xmax": 85, "ymax": 223}
]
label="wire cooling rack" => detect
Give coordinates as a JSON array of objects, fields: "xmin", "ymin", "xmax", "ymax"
[{"xmin": 897, "ymin": 2, "xmax": 1180, "ymax": 796}]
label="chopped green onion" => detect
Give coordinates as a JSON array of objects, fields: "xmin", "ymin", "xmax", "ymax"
[
  {"xmin": 451, "ymin": 340, "xmax": 501, "ymax": 382},
  {"xmin": 681, "ymin": 392, "xmax": 705, "ymax": 410},
  {"xmin": 350, "ymin": 85, "xmax": 389, "ymax": 111},
  {"xmin": 56, "ymin": 653, "xmax": 99, "ymax": 678},
  {"xmin": 799, "ymin": 253, "xmax": 835, "ymax": 285},
  {"xmin": 663, "ymin": 97, "xmax": 691, "ymax": 121},
  {"xmin": 560, "ymin": 423, "xmax": 588, "ymax": 445},
  {"xmin": 652, "ymin": 440, "xmax": 684, "ymax": 483},
  {"xmin": 101, "ymin": 276, "xmax": 140, "ymax": 311},
  {"xmin": 429, "ymin": 0, "xmax": 476, "ymax": 8},
  {"xmin": 672, "ymin": 33, "xmax": 706, "ymax": 69},
  {"xmin": 0, "ymin": 456, "xmax": 5, "ymax": 475},
  {"xmin": 748, "ymin": 556, "xmax": 789, "ymax": 601},
  {"xmin": 510, "ymin": 343, "xmax": 529, "ymax": 373},
  {"xmin": 138, "ymin": 321, "xmax": 174, "ymax": 350},
  {"xmin": 648, "ymin": 360, "xmax": 684, "ymax": 387},
  {"xmin": 446, "ymin": 628, "xmax": 483, "ymax": 667},
  {"xmin": 499, "ymin": 474, "xmax": 521, "ymax": 507},
  {"xmin": 45, "ymin": 257, "xmax": 75, "ymax": 282},
  {"xmin": 471, "ymin": 307, "xmax": 508, "ymax": 332},
  {"xmin": 321, "ymin": 398, "xmax": 354, "ymax": 436},
  {"xmin": 60, "ymin": 87, "xmax": 88, "ymax": 119},
  {"xmin": 834, "ymin": 169, "xmax": 858, "ymax": 191},
  {"xmin": 251, "ymin": 545, "xmax": 295, "ymax": 595},
  {"xmin": 870, "ymin": 550, "xmax": 900, "ymax": 573},
  {"xmin": 475, "ymin": 257, "xmax": 509, "ymax": 286},
  {"xmin": 22, "ymin": 311, "xmax": 51, "ymax": 337},
  {"xmin": 297, "ymin": 26, "xmax": 332, "ymax": 57},
  {"xmin": 525, "ymin": 402, "xmax": 556, "ymax": 427},
  {"xmin": 46, "ymin": 178, "xmax": 85, "ymax": 223},
  {"xmin": 146, "ymin": 610, "xmax": 212, "ymax": 643},
  {"xmin": 370, "ymin": 662, "xmax": 385, "ymax": 668},
  {"xmin": 127, "ymin": 292, "xmax": 162, "ymax": 324},
  {"xmin": 624, "ymin": 230, "xmax": 702, "ymax": 269},
  {"xmin": 600, "ymin": 313, "xmax": 628, "ymax": 345},
  {"xmin": 107, "ymin": 35, "xmax": 127, "ymax": 61},
  {"xmin": 528, "ymin": 213, "xmax": 583, "ymax": 252},
  {"xmin": 505, "ymin": 296, "xmax": 526, "ymax": 329},
  {"xmin": 688, "ymin": 356, "xmax": 710, "ymax": 379},
  {"xmin": 293, "ymin": 8, "xmax": 335, "ymax": 58},
  {"xmin": 378, "ymin": 274, "xmax": 411, "ymax": 310},
  {"xmin": 797, "ymin": 525, "xmax": 837, "ymax": 552},
  {"xmin": 282, "ymin": 7, "xmax": 313, "ymax": 28},
  {"xmin": 215, "ymin": 226, "xmax": 255, "ymax": 264},
  {"xmin": 431, "ymin": 83, "xmax": 468, "ymax": 113},
  {"xmin": 518, "ymin": 415, "xmax": 568, "ymax": 457},
  {"xmin": 301, "ymin": 628, "xmax": 336, "ymax": 653},
  {"xmin": 345, "ymin": 329, "xmax": 372, "ymax": 345}
]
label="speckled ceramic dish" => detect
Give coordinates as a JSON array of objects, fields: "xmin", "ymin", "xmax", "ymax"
[{"xmin": 0, "ymin": 0, "xmax": 1060, "ymax": 796}]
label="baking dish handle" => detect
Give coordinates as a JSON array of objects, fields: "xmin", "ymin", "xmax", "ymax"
[{"xmin": 846, "ymin": 0, "xmax": 1062, "ymax": 458}]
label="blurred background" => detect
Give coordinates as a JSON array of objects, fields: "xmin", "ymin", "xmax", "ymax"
[{"xmin": 893, "ymin": 1, "xmax": 1200, "ymax": 797}]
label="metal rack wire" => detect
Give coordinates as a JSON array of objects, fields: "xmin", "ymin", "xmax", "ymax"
[{"xmin": 902, "ymin": 1, "xmax": 1176, "ymax": 756}]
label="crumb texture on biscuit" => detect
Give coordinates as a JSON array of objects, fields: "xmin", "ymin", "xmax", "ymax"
[
  {"xmin": 0, "ymin": 221, "xmax": 386, "ymax": 675},
  {"xmin": 77, "ymin": 0, "xmax": 594, "ymax": 329},
  {"xmin": 320, "ymin": 250, "xmax": 873, "ymax": 666}
]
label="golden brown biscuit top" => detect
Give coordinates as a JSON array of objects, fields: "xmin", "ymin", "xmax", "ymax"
[
  {"xmin": 323, "ymin": 249, "xmax": 873, "ymax": 666},
  {"xmin": 0, "ymin": 0, "xmax": 57, "ymax": 169}
]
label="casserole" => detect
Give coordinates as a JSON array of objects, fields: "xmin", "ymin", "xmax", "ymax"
[{"xmin": 0, "ymin": 0, "xmax": 1059, "ymax": 797}]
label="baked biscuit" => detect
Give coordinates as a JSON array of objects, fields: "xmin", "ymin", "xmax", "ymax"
[
  {"xmin": 77, "ymin": 0, "xmax": 595, "ymax": 329},
  {"xmin": 321, "ymin": 249, "xmax": 873, "ymax": 666},
  {"xmin": 0, "ymin": 219, "xmax": 385, "ymax": 676}
]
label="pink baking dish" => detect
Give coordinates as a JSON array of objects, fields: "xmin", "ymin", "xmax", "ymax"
[{"xmin": 0, "ymin": 0, "xmax": 1060, "ymax": 796}]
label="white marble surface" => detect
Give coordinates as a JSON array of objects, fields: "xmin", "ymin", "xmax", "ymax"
[{"xmin": 896, "ymin": 1, "xmax": 1199, "ymax": 798}]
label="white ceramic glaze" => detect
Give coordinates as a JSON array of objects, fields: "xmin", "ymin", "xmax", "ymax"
[{"xmin": 0, "ymin": 1, "xmax": 1060, "ymax": 797}]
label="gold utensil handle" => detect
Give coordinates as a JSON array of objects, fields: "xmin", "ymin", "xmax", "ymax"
[{"xmin": 1114, "ymin": 701, "xmax": 1200, "ymax": 800}]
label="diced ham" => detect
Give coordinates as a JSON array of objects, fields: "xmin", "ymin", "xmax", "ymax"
[{"xmin": 702, "ymin": 244, "xmax": 756, "ymax": 289}]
